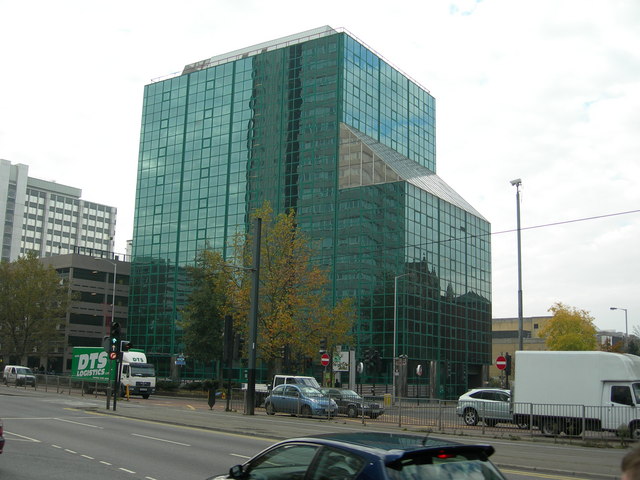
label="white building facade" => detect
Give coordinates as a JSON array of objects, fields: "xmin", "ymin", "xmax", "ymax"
[{"xmin": 0, "ymin": 159, "xmax": 116, "ymax": 262}]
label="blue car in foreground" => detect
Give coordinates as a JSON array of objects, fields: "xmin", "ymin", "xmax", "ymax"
[
  {"xmin": 264, "ymin": 384, "xmax": 337, "ymax": 418},
  {"xmin": 208, "ymin": 431, "xmax": 507, "ymax": 480}
]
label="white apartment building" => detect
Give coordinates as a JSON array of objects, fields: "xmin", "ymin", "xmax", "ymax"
[{"xmin": 0, "ymin": 159, "xmax": 116, "ymax": 262}]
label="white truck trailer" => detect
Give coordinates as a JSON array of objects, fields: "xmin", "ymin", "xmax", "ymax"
[{"xmin": 512, "ymin": 351, "xmax": 640, "ymax": 437}]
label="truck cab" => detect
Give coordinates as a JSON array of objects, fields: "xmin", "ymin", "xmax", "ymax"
[{"xmin": 120, "ymin": 351, "xmax": 156, "ymax": 399}]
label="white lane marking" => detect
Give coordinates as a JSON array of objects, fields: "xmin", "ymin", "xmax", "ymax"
[
  {"xmin": 130, "ymin": 432, "xmax": 191, "ymax": 446},
  {"xmin": 230, "ymin": 453, "xmax": 251, "ymax": 459},
  {"xmin": 65, "ymin": 448, "xmax": 77, "ymax": 454},
  {"xmin": 4, "ymin": 431, "xmax": 41, "ymax": 442},
  {"xmin": 81, "ymin": 454, "xmax": 95, "ymax": 460},
  {"xmin": 100, "ymin": 461, "xmax": 112, "ymax": 466},
  {"xmin": 54, "ymin": 417, "xmax": 103, "ymax": 429},
  {"xmin": 119, "ymin": 467, "xmax": 136, "ymax": 474}
]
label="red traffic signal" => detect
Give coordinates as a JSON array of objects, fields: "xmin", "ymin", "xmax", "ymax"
[{"xmin": 109, "ymin": 351, "xmax": 117, "ymax": 360}]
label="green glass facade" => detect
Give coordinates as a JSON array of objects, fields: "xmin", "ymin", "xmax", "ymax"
[{"xmin": 129, "ymin": 27, "xmax": 491, "ymax": 397}]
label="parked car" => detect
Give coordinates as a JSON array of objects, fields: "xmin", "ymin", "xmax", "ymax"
[
  {"xmin": 320, "ymin": 387, "xmax": 384, "ymax": 419},
  {"xmin": 456, "ymin": 388, "xmax": 528, "ymax": 428},
  {"xmin": 264, "ymin": 384, "xmax": 337, "ymax": 418},
  {"xmin": 0, "ymin": 419, "xmax": 4, "ymax": 454},
  {"xmin": 3, "ymin": 365, "xmax": 36, "ymax": 386},
  {"xmin": 206, "ymin": 431, "xmax": 508, "ymax": 480}
]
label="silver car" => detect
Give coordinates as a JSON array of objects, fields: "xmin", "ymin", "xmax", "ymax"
[
  {"xmin": 456, "ymin": 388, "xmax": 528, "ymax": 428},
  {"xmin": 264, "ymin": 384, "xmax": 337, "ymax": 418}
]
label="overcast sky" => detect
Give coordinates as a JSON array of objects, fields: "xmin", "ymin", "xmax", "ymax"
[{"xmin": 1, "ymin": 0, "xmax": 638, "ymax": 333}]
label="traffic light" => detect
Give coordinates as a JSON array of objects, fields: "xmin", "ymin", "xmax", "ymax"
[
  {"xmin": 505, "ymin": 353, "xmax": 512, "ymax": 376},
  {"xmin": 110, "ymin": 322, "xmax": 121, "ymax": 340},
  {"xmin": 319, "ymin": 338, "xmax": 327, "ymax": 352},
  {"xmin": 363, "ymin": 349, "xmax": 372, "ymax": 371},
  {"xmin": 223, "ymin": 315, "xmax": 234, "ymax": 365},
  {"xmin": 121, "ymin": 341, "xmax": 132, "ymax": 352},
  {"xmin": 371, "ymin": 350, "xmax": 381, "ymax": 373},
  {"xmin": 108, "ymin": 322, "xmax": 121, "ymax": 359},
  {"xmin": 233, "ymin": 334, "xmax": 245, "ymax": 360}
]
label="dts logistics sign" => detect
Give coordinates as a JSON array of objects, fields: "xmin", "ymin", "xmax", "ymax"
[{"xmin": 71, "ymin": 348, "xmax": 112, "ymax": 382}]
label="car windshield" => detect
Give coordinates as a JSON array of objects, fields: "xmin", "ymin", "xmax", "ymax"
[
  {"xmin": 387, "ymin": 453, "xmax": 505, "ymax": 480},
  {"xmin": 300, "ymin": 386, "xmax": 323, "ymax": 397},
  {"xmin": 16, "ymin": 368, "xmax": 32, "ymax": 375},
  {"xmin": 130, "ymin": 363, "xmax": 155, "ymax": 377},
  {"xmin": 340, "ymin": 390, "xmax": 360, "ymax": 398}
]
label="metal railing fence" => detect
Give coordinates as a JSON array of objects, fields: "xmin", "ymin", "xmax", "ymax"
[{"xmin": 7, "ymin": 378, "xmax": 636, "ymax": 443}]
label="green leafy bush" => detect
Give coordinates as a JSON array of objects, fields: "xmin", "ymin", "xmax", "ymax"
[{"xmin": 156, "ymin": 380, "xmax": 180, "ymax": 392}]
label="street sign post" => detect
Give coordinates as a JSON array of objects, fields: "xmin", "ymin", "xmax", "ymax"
[
  {"xmin": 321, "ymin": 353, "xmax": 330, "ymax": 366},
  {"xmin": 496, "ymin": 355, "xmax": 507, "ymax": 370}
]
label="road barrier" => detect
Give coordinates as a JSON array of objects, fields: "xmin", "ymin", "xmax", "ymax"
[{"xmin": 8, "ymin": 377, "xmax": 634, "ymax": 444}]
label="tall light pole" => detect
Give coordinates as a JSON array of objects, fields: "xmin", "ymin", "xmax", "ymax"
[
  {"xmin": 95, "ymin": 257, "xmax": 118, "ymax": 411},
  {"xmin": 610, "ymin": 307, "xmax": 628, "ymax": 350},
  {"xmin": 510, "ymin": 178, "xmax": 524, "ymax": 350},
  {"xmin": 393, "ymin": 272, "xmax": 410, "ymax": 401},
  {"xmin": 96, "ymin": 258, "xmax": 117, "ymax": 328}
]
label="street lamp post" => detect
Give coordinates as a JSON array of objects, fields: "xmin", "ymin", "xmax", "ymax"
[
  {"xmin": 510, "ymin": 179, "xmax": 524, "ymax": 350},
  {"xmin": 610, "ymin": 307, "xmax": 629, "ymax": 350},
  {"xmin": 96, "ymin": 258, "xmax": 117, "ymax": 329},
  {"xmin": 95, "ymin": 257, "xmax": 118, "ymax": 410},
  {"xmin": 393, "ymin": 272, "xmax": 410, "ymax": 401}
]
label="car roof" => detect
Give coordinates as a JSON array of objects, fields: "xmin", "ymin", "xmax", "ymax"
[
  {"xmin": 465, "ymin": 388, "xmax": 509, "ymax": 393},
  {"xmin": 279, "ymin": 432, "xmax": 495, "ymax": 464}
]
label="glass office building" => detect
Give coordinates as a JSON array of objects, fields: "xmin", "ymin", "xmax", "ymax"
[{"xmin": 129, "ymin": 27, "xmax": 491, "ymax": 397}]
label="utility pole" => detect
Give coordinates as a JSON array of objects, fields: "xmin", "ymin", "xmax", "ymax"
[{"xmin": 245, "ymin": 217, "xmax": 261, "ymax": 415}]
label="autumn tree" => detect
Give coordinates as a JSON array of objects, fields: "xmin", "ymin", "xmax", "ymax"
[
  {"xmin": 227, "ymin": 203, "xmax": 355, "ymax": 378},
  {"xmin": 179, "ymin": 249, "xmax": 233, "ymax": 365},
  {"xmin": 0, "ymin": 251, "xmax": 69, "ymax": 363},
  {"xmin": 538, "ymin": 302, "xmax": 597, "ymax": 351}
]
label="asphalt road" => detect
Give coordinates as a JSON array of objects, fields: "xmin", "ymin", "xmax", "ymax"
[{"xmin": 0, "ymin": 388, "xmax": 629, "ymax": 479}]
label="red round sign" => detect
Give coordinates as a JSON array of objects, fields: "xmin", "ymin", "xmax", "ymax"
[
  {"xmin": 321, "ymin": 353, "xmax": 330, "ymax": 366},
  {"xmin": 495, "ymin": 355, "xmax": 507, "ymax": 370}
]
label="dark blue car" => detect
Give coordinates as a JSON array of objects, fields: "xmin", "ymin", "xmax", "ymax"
[{"xmin": 208, "ymin": 431, "xmax": 507, "ymax": 480}]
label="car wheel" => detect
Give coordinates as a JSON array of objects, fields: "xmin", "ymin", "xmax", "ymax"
[
  {"xmin": 541, "ymin": 417, "xmax": 561, "ymax": 436},
  {"xmin": 369, "ymin": 413, "xmax": 379, "ymax": 419},
  {"xmin": 630, "ymin": 422, "xmax": 640, "ymax": 440},
  {"xmin": 463, "ymin": 408, "xmax": 479, "ymax": 426},
  {"xmin": 142, "ymin": 394, "xmax": 150, "ymax": 399},
  {"xmin": 301, "ymin": 405, "xmax": 312, "ymax": 417},
  {"xmin": 265, "ymin": 402, "xmax": 275, "ymax": 415},
  {"xmin": 564, "ymin": 420, "xmax": 582, "ymax": 436},
  {"xmin": 347, "ymin": 405, "xmax": 358, "ymax": 418},
  {"xmin": 516, "ymin": 419, "xmax": 530, "ymax": 429}
]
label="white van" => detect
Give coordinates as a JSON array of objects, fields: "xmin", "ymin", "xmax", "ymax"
[{"xmin": 3, "ymin": 365, "xmax": 36, "ymax": 386}]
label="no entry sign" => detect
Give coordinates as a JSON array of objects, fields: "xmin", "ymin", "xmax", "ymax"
[
  {"xmin": 496, "ymin": 355, "xmax": 507, "ymax": 370},
  {"xmin": 321, "ymin": 353, "xmax": 330, "ymax": 366}
]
